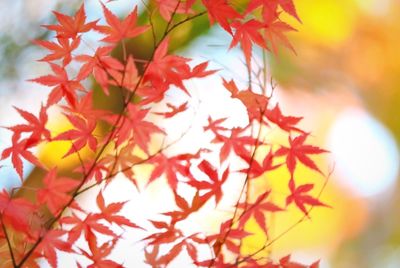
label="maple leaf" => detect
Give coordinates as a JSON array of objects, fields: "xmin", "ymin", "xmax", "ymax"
[
  {"xmin": 7, "ymin": 105, "xmax": 51, "ymax": 147},
  {"xmin": 143, "ymin": 220, "xmax": 183, "ymax": 246},
  {"xmin": 230, "ymin": 19, "xmax": 267, "ymax": 65},
  {"xmin": 61, "ymin": 91, "xmax": 109, "ymax": 122},
  {"xmin": 201, "ymin": 0, "xmax": 241, "ymax": 34},
  {"xmin": 153, "ymin": 102, "xmax": 188, "ymax": 118},
  {"xmin": 44, "ymin": 4, "xmax": 98, "ymax": 39},
  {"xmin": 96, "ymin": 4, "xmax": 149, "ymax": 44},
  {"xmin": 207, "ymin": 220, "xmax": 252, "ymax": 255},
  {"xmin": 144, "ymin": 245, "xmax": 161, "ymax": 267},
  {"xmin": 163, "ymin": 191, "xmax": 207, "ymax": 223},
  {"xmin": 54, "ymin": 114, "xmax": 97, "ymax": 158},
  {"xmin": 80, "ymin": 232, "xmax": 123, "ymax": 268},
  {"xmin": 35, "ymin": 37, "xmax": 81, "ymax": 66},
  {"xmin": 61, "ymin": 213, "xmax": 116, "ymax": 244},
  {"xmin": 144, "ymin": 38, "xmax": 191, "ymax": 94},
  {"xmin": 240, "ymin": 150, "xmax": 281, "ymax": 179},
  {"xmin": 110, "ymin": 104, "xmax": 165, "ymax": 152},
  {"xmin": 37, "ymin": 168, "xmax": 80, "ymax": 215},
  {"xmin": 223, "ymin": 78, "xmax": 269, "ymax": 121},
  {"xmin": 108, "ymin": 55, "xmax": 139, "ymax": 91},
  {"xmin": 30, "ymin": 63, "xmax": 84, "ymax": 106},
  {"xmin": 246, "ymin": 0, "xmax": 301, "ymax": 22},
  {"xmin": 203, "ymin": 116, "xmax": 229, "ymax": 135},
  {"xmin": 36, "ymin": 229, "xmax": 74, "ymax": 268},
  {"xmin": 155, "ymin": 0, "xmax": 194, "ymax": 21},
  {"xmin": 189, "ymin": 61, "xmax": 218, "ymax": 78},
  {"xmin": 286, "ymin": 179, "xmax": 329, "ymax": 216},
  {"xmin": 147, "ymin": 153, "xmax": 198, "ymax": 190},
  {"xmin": 275, "ymin": 134, "xmax": 328, "ymax": 175},
  {"xmin": 95, "ymin": 191, "xmax": 142, "ymax": 229},
  {"xmin": 211, "ymin": 127, "xmax": 255, "ymax": 163},
  {"xmin": 0, "ymin": 190, "xmax": 36, "ymax": 235},
  {"xmin": 238, "ymin": 191, "xmax": 283, "ymax": 234},
  {"xmin": 266, "ymin": 104, "xmax": 304, "ymax": 133},
  {"xmin": 1, "ymin": 133, "xmax": 42, "ymax": 179},
  {"xmin": 75, "ymin": 46, "xmax": 124, "ymax": 95},
  {"xmin": 264, "ymin": 19, "xmax": 297, "ymax": 55},
  {"xmin": 187, "ymin": 160, "xmax": 229, "ymax": 204}
]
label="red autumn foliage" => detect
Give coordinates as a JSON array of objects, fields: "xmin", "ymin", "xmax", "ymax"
[{"xmin": 0, "ymin": 1, "xmax": 330, "ymax": 267}]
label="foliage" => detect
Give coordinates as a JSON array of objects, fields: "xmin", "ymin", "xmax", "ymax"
[{"xmin": 0, "ymin": 0, "xmax": 329, "ymax": 267}]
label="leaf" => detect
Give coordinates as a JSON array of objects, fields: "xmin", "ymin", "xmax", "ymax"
[
  {"xmin": 0, "ymin": 190, "xmax": 36, "ymax": 235},
  {"xmin": 238, "ymin": 190, "xmax": 283, "ymax": 234},
  {"xmin": 80, "ymin": 232, "xmax": 122, "ymax": 268},
  {"xmin": 286, "ymin": 179, "xmax": 330, "ymax": 216},
  {"xmin": 61, "ymin": 213, "xmax": 116, "ymax": 244},
  {"xmin": 35, "ymin": 37, "xmax": 81, "ymax": 66},
  {"xmin": 110, "ymin": 104, "xmax": 165, "ymax": 152},
  {"xmin": 96, "ymin": 4, "xmax": 149, "ymax": 44},
  {"xmin": 1, "ymin": 133, "xmax": 42, "ymax": 179},
  {"xmin": 30, "ymin": 63, "xmax": 84, "ymax": 106},
  {"xmin": 266, "ymin": 104, "xmax": 304, "ymax": 133},
  {"xmin": 147, "ymin": 153, "xmax": 198, "ymax": 190},
  {"xmin": 36, "ymin": 229, "xmax": 73, "ymax": 268},
  {"xmin": 201, "ymin": 0, "xmax": 241, "ymax": 34},
  {"xmin": 37, "ymin": 168, "xmax": 80, "ymax": 215},
  {"xmin": 8, "ymin": 105, "xmax": 50, "ymax": 147},
  {"xmin": 44, "ymin": 4, "xmax": 97, "ymax": 39},
  {"xmin": 275, "ymin": 134, "xmax": 328, "ymax": 175},
  {"xmin": 96, "ymin": 191, "xmax": 142, "ymax": 229},
  {"xmin": 153, "ymin": 102, "xmax": 188, "ymax": 118},
  {"xmin": 155, "ymin": 0, "xmax": 194, "ymax": 21},
  {"xmin": 187, "ymin": 160, "xmax": 229, "ymax": 204},
  {"xmin": 230, "ymin": 19, "xmax": 266, "ymax": 65},
  {"xmin": 54, "ymin": 114, "xmax": 97, "ymax": 158},
  {"xmin": 211, "ymin": 127, "xmax": 255, "ymax": 163}
]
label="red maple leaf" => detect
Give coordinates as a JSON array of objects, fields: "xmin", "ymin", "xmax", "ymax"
[
  {"xmin": 44, "ymin": 4, "xmax": 98, "ymax": 39},
  {"xmin": 246, "ymin": 0, "xmax": 301, "ymax": 22},
  {"xmin": 36, "ymin": 168, "xmax": 80, "ymax": 215},
  {"xmin": 163, "ymin": 191, "xmax": 207, "ymax": 224},
  {"xmin": 96, "ymin": 4, "xmax": 149, "ymax": 44},
  {"xmin": 201, "ymin": 0, "xmax": 241, "ymax": 34},
  {"xmin": 223, "ymin": 78, "xmax": 269, "ymax": 121},
  {"xmin": 240, "ymin": 150, "xmax": 281, "ymax": 179},
  {"xmin": 264, "ymin": 19, "xmax": 297, "ymax": 55},
  {"xmin": 147, "ymin": 153, "xmax": 197, "ymax": 190},
  {"xmin": 95, "ymin": 191, "xmax": 142, "ymax": 229},
  {"xmin": 155, "ymin": 0, "xmax": 195, "ymax": 21},
  {"xmin": 238, "ymin": 191, "xmax": 283, "ymax": 234},
  {"xmin": 145, "ymin": 38, "xmax": 191, "ymax": 94},
  {"xmin": 1, "ymin": 133, "xmax": 42, "ymax": 179},
  {"xmin": 275, "ymin": 134, "xmax": 327, "ymax": 175},
  {"xmin": 286, "ymin": 179, "xmax": 329, "ymax": 216},
  {"xmin": 8, "ymin": 105, "xmax": 51, "ymax": 147},
  {"xmin": 187, "ymin": 160, "xmax": 229, "ymax": 204},
  {"xmin": 54, "ymin": 114, "xmax": 97, "ymax": 158},
  {"xmin": 35, "ymin": 37, "xmax": 81, "ymax": 66},
  {"xmin": 110, "ymin": 104, "xmax": 165, "ymax": 152},
  {"xmin": 211, "ymin": 127, "xmax": 255, "ymax": 163},
  {"xmin": 75, "ymin": 46, "xmax": 124, "ymax": 95},
  {"xmin": 203, "ymin": 116, "xmax": 229, "ymax": 135},
  {"xmin": 35, "ymin": 229, "xmax": 74, "ymax": 268},
  {"xmin": 153, "ymin": 102, "xmax": 188, "ymax": 118},
  {"xmin": 266, "ymin": 104, "xmax": 304, "ymax": 133},
  {"xmin": 30, "ymin": 63, "xmax": 84, "ymax": 106},
  {"xmin": 230, "ymin": 19, "xmax": 267, "ymax": 65},
  {"xmin": 0, "ymin": 190, "xmax": 36, "ymax": 235},
  {"xmin": 61, "ymin": 213, "xmax": 116, "ymax": 244},
  {"xmin": 80, "ymin": 232, "xmax": 122, "ymax": 268}
]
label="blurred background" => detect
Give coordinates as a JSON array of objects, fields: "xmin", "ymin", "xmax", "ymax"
[{"xmin": 0, "ymin": 0, "xmax": 400, "ymax": 267}]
